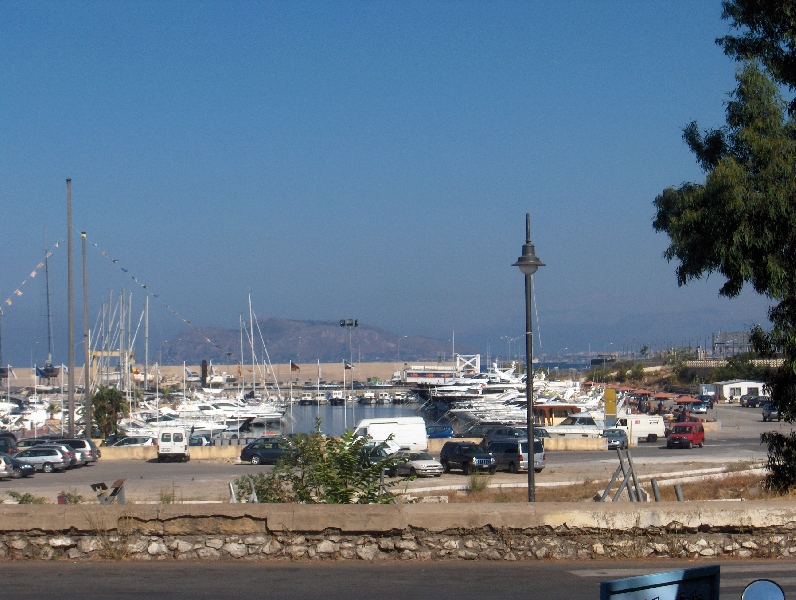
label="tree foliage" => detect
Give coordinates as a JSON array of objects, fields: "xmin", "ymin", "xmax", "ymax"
[
  {"xmin": 234, "ymin": 424, "xmax": 402, "ymax": 504},
  {"xmin": 654, "ymin": 2, "xmax": 796, "ymax": 492},
  {"xmin": 91, "ymin": 386, "xmax": 129, "ymax": 438}
]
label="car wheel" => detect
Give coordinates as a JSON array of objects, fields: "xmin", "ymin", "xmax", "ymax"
[
  {"xmin": 183, "ymin": 455, "xmax": 190, "ymax": 463},
  {"xmin": 409, "ymin": 467, "xmax": 417, "ymax": 477},
  {"xmin": 509, "ymin": 462, "xmax": 517, "ymax": 474},
  {"xmin": 763, "ymin": 415, "xmax": 768, "ymax": 422},
  {"xmin": 434, "ymin": 473, "xmax": 441, "ymax": 477},
  {"xmin": 698, "ymin": 441, "xmax": 703, "ymax": 448},
  {"xmin": 462, "ymin": 463, "xmax": 471, "ymax": 475},
  {"xmin": 647, "ymin": 434, "xmax": 657, "ymax": 443},
  {"xmin": 534, "ymin": 468, "xmax": 543, "ymax": 473},
  {"xmin": 250, "ymin": 455, "xmax": 261, "ymax": 465},
  {"xmin": 488, "ymin": 466, "xmax": 496, "ymax": 475},
  {"xmin": 387, "ymin": 468, "xmax": 397, "ymax": 477},
  {"xmin": 687, "ymin": 441, "xmax": 693, "ymax": 449},
  {"xmin": 442, "ymin": 461, "xmax": 450, "ymax": 473},
  {"xmin": 157, "ymin": 455, "xmax": 164, "ymax": 463},
  {"xmin": 42, "ymin": 462, "xmax": 54, "ymax": 474},
  {"xmin": 11, "ymin": 467, "xmax": 22, "ymax": 479}
]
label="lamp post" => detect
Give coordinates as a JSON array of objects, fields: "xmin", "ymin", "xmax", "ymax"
[{"xmin": 513, "ymin": 213, "xmax": 544, "ymax": 502}]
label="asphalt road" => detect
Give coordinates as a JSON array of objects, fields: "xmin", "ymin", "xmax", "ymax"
[{"xmin": 3, "ymin": 559, "xmax": 794, "ymax": 599}]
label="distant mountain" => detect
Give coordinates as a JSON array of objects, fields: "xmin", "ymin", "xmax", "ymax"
[{"xmin": 158, "ymin": 318, "xmax": 475, "ymax": 366}]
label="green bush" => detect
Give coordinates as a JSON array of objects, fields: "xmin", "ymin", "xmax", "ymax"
[{"xmin": 234, "ymin": 421, "xmax": 403, "ymax": 504}]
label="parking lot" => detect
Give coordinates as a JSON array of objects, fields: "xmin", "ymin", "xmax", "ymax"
[{"xmin": 0, "ymin": 402, "xmax": 789, "ymax": 503}]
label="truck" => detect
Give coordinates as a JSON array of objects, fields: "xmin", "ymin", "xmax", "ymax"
[
  {"xmin": 614, "ymin": 414, "xmax": 665, "ymax": 444},
  {"xmin": 156, "ymin": 427, "xmax": 191, "ymax": 462},
  {"xmin": 354, "ymin": 417, "xmax": 428, "ymax": 451}
]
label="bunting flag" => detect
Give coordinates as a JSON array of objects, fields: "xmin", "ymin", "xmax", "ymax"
[
  {"xmin": 1, "ymin": 238, "xmax": 65, "ymax": 315},
  {"xmin": 290, "ymin": 361, "xmax": 300, "ymax": 371},
  {"xmin": 90, "ymin": 240, "xmax": 240, "ymax": 364}
]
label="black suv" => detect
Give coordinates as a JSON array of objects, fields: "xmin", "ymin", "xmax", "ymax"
[{"xmin": 439, "ymin": 441, "xmax": 495, "ymax": 475}]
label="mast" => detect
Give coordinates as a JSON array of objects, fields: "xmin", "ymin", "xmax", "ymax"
[
  {"xmin": 66, "ymin": 178, "xmax": 75, "ymax": 437},
  {"xmin": 82, "ymin": 231, "xmax": 90, "ymax": 434},
  {"xmin": 248, "ymin": 294, "xmax": 255, "ymax": 397},
  {"xmin": 144, "ymin": 295, "xmax": 149, "ymax": 393},
  {"xmin": 44, "ymin": 225, "xmax": 54, "ymax": 366},
  {"xmin": 239, "ymin": 315, "xmax": 244, "ymax": 397}
]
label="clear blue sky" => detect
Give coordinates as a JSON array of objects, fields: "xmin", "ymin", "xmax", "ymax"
[{"xmin": 0, "ymin": 1, "xmax": 775, "ymax": 367}]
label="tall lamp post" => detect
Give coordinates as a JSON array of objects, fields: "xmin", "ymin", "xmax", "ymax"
[{"xmin": 512, "ymin": 213, "xmax": 544, "ymax": 502}]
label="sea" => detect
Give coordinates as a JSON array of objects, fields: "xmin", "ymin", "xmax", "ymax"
[{"xmin": 251, "ymin": 403, "xmax": 424, "ymax": 438}]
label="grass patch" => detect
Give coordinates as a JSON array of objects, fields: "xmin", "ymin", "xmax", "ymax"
[
  {"xmin": 7, "ymin": 491, "xmax": 46, "ymax": 504},
  {"xmin": 85, "ymin": 511, "xmax": 134, "ymax": 560},
  {"xmin": 467, "ymin": 471, "xmax": 491, "ymax": 494},
  {"xmin": 159, "ymin": 488, "xmax": 177, "ymax": 504}
]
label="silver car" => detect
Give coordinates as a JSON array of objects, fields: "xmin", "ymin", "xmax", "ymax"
[
  {"xmin": 388, "ymin": 451, "xmax": 444, "ymax": 477},
  {"xmin": 54, "ymin": 438, "xmax": 99, "ymax": 464},
  {"xmin": 13, "ymin": 446, "xmax": 71, "ymax": 473}
]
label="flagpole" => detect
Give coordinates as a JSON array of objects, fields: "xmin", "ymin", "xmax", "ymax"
[{"xmin": 343, "ymin": 360, "xmax": 346, "ymax": 430}]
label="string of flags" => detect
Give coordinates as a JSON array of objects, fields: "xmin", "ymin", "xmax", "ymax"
[
  {"xmin": 90, "ymin": 241, "xmax": 239, "ymax": 364},
  {"xmin": 1, "ymin": 241, "xmax": 65, "ymax": 314}
]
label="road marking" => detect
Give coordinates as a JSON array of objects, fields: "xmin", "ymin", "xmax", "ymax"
[{"xmin": 571, "ymin": 565, "xmax": 796, "ymax": 578}]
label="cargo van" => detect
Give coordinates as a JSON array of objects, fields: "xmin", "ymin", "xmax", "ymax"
[
  {"xmin": 157, "ymin": 428, "xmax": 190, "ymax": 462},
  {"xmin": 615, "ymin": 415, "xmax": 665, "ymax": 444},
  {"xmin": 354, "ymin": 417, "xmax": 427, "ymax": 451}
]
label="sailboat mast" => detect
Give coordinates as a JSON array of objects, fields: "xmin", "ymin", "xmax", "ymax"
[
  {"xmin": 248, "ymin": 294, "xmax": 255, "ymax": 396},
  {"xmin": 144, "ymin": 295, "xmax": 149, "ymax": 392},
  {"xmin": 44, "ymin": 226, "xmax": 54, "ymax": 365}
]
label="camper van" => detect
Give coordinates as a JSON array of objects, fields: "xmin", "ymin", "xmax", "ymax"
[
  {"xmin": 354, "ymin": 417, "xmax": 428, "ymax": 452},
  {"xmin": 157, "ymin": 427, "xmax": 190, "ymax": 462},
  {"xmin": 615, "ymin": 415, "xmax": 665, "ymax": 444}
]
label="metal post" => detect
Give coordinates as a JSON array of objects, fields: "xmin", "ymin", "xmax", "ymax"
[
  {"xmin": 650, "ymin": 478, "xmax": 661, "ymax": 502},
  {"xmin": 525, "ymin": 269, "xmax": 534, "ymax": 501},
  {"xmin": 674, "ymin": 484, "xmax": 685, "ymax": 502},
  {"xmin": 82, "ymin": 232, "xmax": 90, "ymax": 437},
  {"xmin": 66, "ymin": 179, "xmax": 75, "ymax": 437}
]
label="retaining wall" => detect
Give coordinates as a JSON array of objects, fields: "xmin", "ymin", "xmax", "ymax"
[{"xmin": 1, "ymin": 501, "xmax": 795, "ymax": 562}]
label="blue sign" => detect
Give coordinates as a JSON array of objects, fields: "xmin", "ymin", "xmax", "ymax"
[{"xmin": 601, "ymin": 565, "xmax": 720, "ymax": 600}]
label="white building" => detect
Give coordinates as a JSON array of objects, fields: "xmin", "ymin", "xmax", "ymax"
[{"xmin": 708, "ymin": 380, "xmax": 766, "ymax": 401}]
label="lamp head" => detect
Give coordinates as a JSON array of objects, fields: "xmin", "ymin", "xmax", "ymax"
[{"xmin": 513, "ymin": 213, "xmax": 544, "ymax": 275}]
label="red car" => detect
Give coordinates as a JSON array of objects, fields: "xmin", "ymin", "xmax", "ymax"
[{"xmin": 667, "ymin": 422, "xmax": 705, "ymax": 449}]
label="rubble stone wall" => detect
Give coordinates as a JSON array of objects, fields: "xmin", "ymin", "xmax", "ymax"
[{"xmin": 0, "ymin": 501, "xmax": 794, "ymax": 561}]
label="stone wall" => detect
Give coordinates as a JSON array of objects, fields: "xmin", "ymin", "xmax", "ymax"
[{"xmin": 1, "ymin": 501, "xmax": 795, "ymax": 561}]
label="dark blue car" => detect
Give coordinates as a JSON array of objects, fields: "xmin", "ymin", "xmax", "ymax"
[{"xmin": 426, "ymin": 424, "xmax": 454, "ymax": 439}]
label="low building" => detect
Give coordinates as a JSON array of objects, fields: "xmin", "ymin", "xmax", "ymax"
[{"xmin": 709, "ymin": 379, "xmax": 766, "ymax": 401}]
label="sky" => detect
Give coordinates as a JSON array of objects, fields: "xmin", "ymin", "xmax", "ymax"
[{"xmin": 0, "ymin": 1, "xmax": 777, "ymax": 368}]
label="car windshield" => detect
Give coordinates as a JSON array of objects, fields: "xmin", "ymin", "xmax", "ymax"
[
  {"xmin": 460, "ymin": 445, "xmax": 481, "ymax": 456},
  {"xmin": 409, "ymin": 453, "xmax": 432, "ymax": 460},
  {"xmin": 602, "ymin": 429, "xmax": 623, "ymax": 437},
  {"xmin": 672, "ymin": 425, "xmax": 693, "ymax": 434}
]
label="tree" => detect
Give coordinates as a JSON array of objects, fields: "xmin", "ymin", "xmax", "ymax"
[
  {"xmin": 91, "ymin": 386, "xmax": 129, "ymax": 439},
  {"xmin": 653, "ymin": 7, "xmax": 796, "ymax": 491}
]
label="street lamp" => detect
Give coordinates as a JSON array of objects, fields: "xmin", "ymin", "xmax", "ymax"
[{"xmin": 512, "ymin": 212, "xmax": 544, "ymax": 502}]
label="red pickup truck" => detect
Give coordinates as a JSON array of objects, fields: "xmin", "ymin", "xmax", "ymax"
[{"xmin": 666, "ymin": 422, "xmax": 705, "ymax": 449}]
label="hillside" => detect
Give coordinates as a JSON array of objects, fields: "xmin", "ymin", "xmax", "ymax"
[{"xmin": 157, "ymin": 318, "xmax": 475, "ymax": 366}]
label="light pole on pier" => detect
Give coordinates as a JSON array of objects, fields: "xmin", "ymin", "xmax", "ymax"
[{"xmin": 512, "ymin": 213, "xmax": 544, "ymax": 502}]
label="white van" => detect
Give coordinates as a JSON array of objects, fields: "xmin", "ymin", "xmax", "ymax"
[
  {"xmin": 354, "ymin": 417, "xmax": 427, "ymax": 451},
  {"xmin": 157, "ymin": 427, "xmax": 190, "ymax": 462},
  {"xmin": 615, "ymin": 415, "xmax": 665, "ymax": 444}
]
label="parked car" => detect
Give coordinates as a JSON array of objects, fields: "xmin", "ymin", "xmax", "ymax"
[
  {"xmin": 54, "ymin": 438, "xmax": 99, "ymax": 464},
  {"xmin": 12, "ymin": 446, "xmax": 71, "ymax": 472},
  {"xmin": 0, "ymin": 455, "xmax": 12, "ymax": 479},
  {"xmin": 189, "ymin": 435, "xmax": 211, "ymax": 446},
  {"xmin": 600, "ymin": 428, "xmax": 629, "ymax": 450},
  {"xmin": 240, "ymin": 438, "xmax": 291, "ymax": 465},
  {"xmin": 482, "ymin": 427, "xmax": 528, "ymax": 447},
  {"xmin": 100, "ymin": 433, "xmax": 126, "ymax": 446},
  {"xmin": 688, "ymin": 402, "xmax": 708, "ymax": 415},
  {"xmin": 157, "ymin": 428, "xmax": 191, "ymax": 462},
  {"xmin": 439, "ymin": 441, "xmax": 496, "ymax": 475},
  {"xmin": 740, "ymin": 394, "xmax": 763, "ymax": 408},
  {"xmin": 454, "ymin": 424, "xmax": 496, "ymax": 439},
  {"xmin": 1, "ymin": 455, "xmax": 35, "ymax": 479},
  {"xmin": 41, "ymin": 443, "xmax": 85, "ymax": 467},
  {"xmin": 533, "ymin": 427, "xmax": 551, "ymax": 439},
  {"xmin": 112, "ymin": 436, "xmax": 155, "ymax": 447},
  {"xmin": 0, "ymin": 431, "xmax": 18, "ymax": 454},
  {"xmin": 388, "ymin": 451, "xmax": 443, "ymax": 477},
  {"xmin": 488, "ymin": 439, "xmax": 545, "ymax": 473},
  {"xmin": 666, "ymin": 422, "xmax": 705, "ymax": 449},
  {"xmin": 426, "ymin": 424, "xmax": 454, "ymax": 439},
  {"xmin": 762, "ymin": 403, "xmax": 781, "ymax": 422}
]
